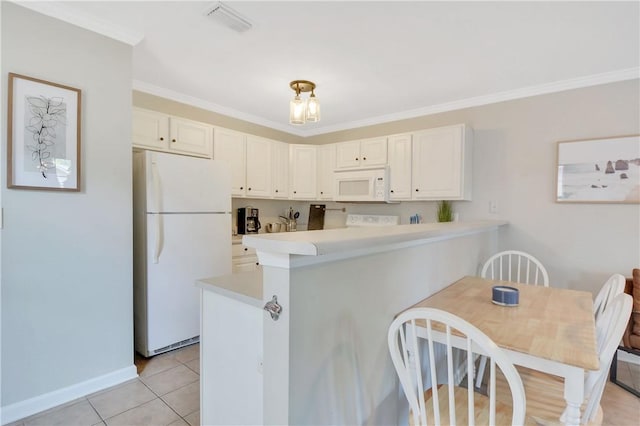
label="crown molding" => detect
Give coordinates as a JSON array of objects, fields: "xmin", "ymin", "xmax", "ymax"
[
  {"xmin": 135, "ymin": 68, "xmax": 639, "ymax": 138},
  {"xmin": 11, "ymin": 0, "xmax": 144, "ymax": 46},
  {"xmin": 132, "ymin": 80, "xmax": 306, "ymax": 136},
  {"xmin": 300, "ymin": 67, "xmax": 640, "ymax": 136}
]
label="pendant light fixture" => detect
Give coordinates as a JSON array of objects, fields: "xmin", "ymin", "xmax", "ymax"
[{"xmin": 289, "ymin": 80, "xmax": 320, "ymax": 125}]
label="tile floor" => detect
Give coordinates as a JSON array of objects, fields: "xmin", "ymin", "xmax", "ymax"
[
  {"xmin": 6, "ymin": 344, "xmax": 639, "ymax": 426},
  {"xmin": 7, "ymin": 344, "xmax": 200, "ymax": 426}
]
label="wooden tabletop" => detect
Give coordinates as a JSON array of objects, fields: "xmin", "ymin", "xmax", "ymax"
[{"xmin": 406, "ymin": 276, "xmax": 599, "ymax": 371}]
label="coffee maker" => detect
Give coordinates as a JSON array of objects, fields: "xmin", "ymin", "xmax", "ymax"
[{"xmin": 237, "ymin": 207, "xmax": 261, "ymax": 234}]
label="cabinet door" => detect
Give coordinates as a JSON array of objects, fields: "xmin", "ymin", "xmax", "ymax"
[
  {"xmin": 412, "ymin": 125, "xmax": 464, "ymax": 200},
  {"xmin": 169, "ymin": 117, "xmax": 213, "ymax": 158},
  {"xmin": 214, "ymin": 128, "xmax": 246, "ymax": 197},
  {"xmin": 360, "ymin": 137, "xmax": 387, "ymax": 167},
  {"xmin": 317, "ymin": 144, "xmax": 336, "ymax": 200},
  {"xmin": 387, "ymin": 134, "xmax": 413, "ymax": 200},
  {"xmin": 246, "ymin": 136, "xmax": 272, "ymax": 198},
  {"xmin": 271, "ymin": 141, "xmax": 289, "ymax": 199},
  {"xmin": 335, "ymin": 141, "xmax": 361, "ymax": 169},
  {"xmin": 289, "ymin": 145, "xmax": 317, "ymax": 199},
  {"xmin": 132, "ymin": 108, "xmax": 169, "ymax": 150}
]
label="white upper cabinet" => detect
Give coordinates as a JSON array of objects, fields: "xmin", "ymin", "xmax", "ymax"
[
  {"xmin": 245, "ymin": 136, "xmax": 272, "ymax": 198},
  {"xmin": 133, "ymin": 108, "xmax": 212, "ymax": 158},
  {"xmin": 271, "ymin": 141, "xmax": 289, "ymax": 199},
  {"xmin": 317, "ymin": 144, "xmax": 336, "ymax": 200},
  {"xmin": 387, "ymin": 134, "xmax": 413, "ymax": 200},
  {"xmin": 289, "ymin": 145, "xmax": 317, "ymax": 200},
  {"xmin": 335, "ymin": 137, "xmax": 387, "ymax": 169},
  {"xmin": 411, "ymin": 124, "xmax": 472, "ymax": 200},
  {"xmin": 214, "ymin": 128, "xmax": 246, "ymax": 197}
]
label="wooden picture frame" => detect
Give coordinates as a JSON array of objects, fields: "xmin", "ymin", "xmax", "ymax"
[
  {"xmin": 7, "ymin": 72, "xmax": 81, "ymax": 191},
  {"xmin": 556, "ymin": 135, "xmax": 640, "ymax": 203}
]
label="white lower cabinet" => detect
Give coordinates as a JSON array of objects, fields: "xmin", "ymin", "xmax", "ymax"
[
  {"xmin": 232, "ymin": 240, "xmax": 259, "ymax": 272},
  {"xmin": 201, "ymin": 289, "xmax": 263, "ymax": 425},
  {"xmin": 411, "ymin": 124, "xmax": 472, "ymax": 200}
]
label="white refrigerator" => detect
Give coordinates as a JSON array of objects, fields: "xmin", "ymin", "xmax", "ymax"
[{"xmin": 133, "ymin": 150, "xmax": 232, "ymax": 357}]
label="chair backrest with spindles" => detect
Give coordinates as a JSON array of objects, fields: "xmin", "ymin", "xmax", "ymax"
[
  {"xmin": 388, "ymin": 307, "xmax": 526, "ymax": 426},
  {"xmin": 592, "ymin": 273, "xmax": 625, "ymax": 322},
  {"xmin": 481, "ymin": 250, "xmax": 549, "ymax": 286},
  {"xmin": 582, "ymin": 293, "xmax": 632, "ymax": 423}
]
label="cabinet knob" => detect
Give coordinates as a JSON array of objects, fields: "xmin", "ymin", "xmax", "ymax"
[
  {"xmin": 293, "ymin": 191, "xmax": 297, "ymax": 194},
  {"xmin": 390, "ymin": 190, "xmax": 394, "ymax": 193},
  {"xmin": 248, "ymin": 188, "xmax": 251, "ymax": 191},
  {"xmin": 244, "ymin": 248, "xmax": 248, "ymax": 251},
  {"xmin": 172, "ymin": 138, "xmax": 176, "ymax": 143},
  {"xmin": 240, "ymin": 186, "xmax": 244, "ymax": 190},
  {"xmin": 355, "ymin": 157, "xmax": 359, "ymax": 161},
  {"xmin": 320, "ymin": 191, "xmax": 323, "ymax": 194},
  {"xmin": 275, "ymin": 189, "xmax": 278, "ymax": 193},
  {"xmin": 159, "ymin": 137, "xmax": 164, "ymax": 141},
  {"xmin": 415, "ymin": 188, "xmax": 419, "ymax": 192},
  {"xmin": 363, "ymin": 157, "xmax": 367, "ymax": 160}
]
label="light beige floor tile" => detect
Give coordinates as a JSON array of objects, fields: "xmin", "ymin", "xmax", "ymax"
[
  {"xmin": 167, "ymin": 419, "xmax": 189, "ymax": 426},
  {"xmin": 161, "ymin": 382, "xmax": 199, "ymax": 417},
  {"xmin": 173, "ymin": 344, "xmax": 199, "ymax": 364},
  {"xmin": 141, "ymin": 365, "xmax": 199, "ymax": 396},
  {"xmin": 88, "ymin": 379, "xmax": 156, "ymax": 419},
  {"xmin": 24, "ymin": 400, "xmax": 101, "ymax": 426},
  {"xmin": 184, "ymin": 410, "xmax": 200, "ymax": 426},
  {"xmin": 185, "ymin": 358, "xmax": 200, "ymax": 374},
  {"xmin": 104, "ymin": 398, "xmax": 179, "ymax": 426},
  {"xmin": 137, "ymin": 354, "xmax": 182, "ymax": 378},
  {"xmin": 601, "ymin": 380, "xmax": 640, "ymax": 425}
]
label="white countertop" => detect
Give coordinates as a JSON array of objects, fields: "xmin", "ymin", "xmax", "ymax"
[
  {"xmin": 197, "ymin": 270, "xmax": 263, "ymax": 307},
  {"xmin": 242, "ymin": 220, "xmax": 507, "ymax": 256}
]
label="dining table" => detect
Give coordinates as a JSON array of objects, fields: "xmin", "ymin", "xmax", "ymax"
[{"xmin": 401, "ymin": 275, "xmax": 599, "ymax": 426}]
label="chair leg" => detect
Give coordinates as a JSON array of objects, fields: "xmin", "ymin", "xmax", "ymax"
[{"xmin": 475, "ymin": 355, "xmax": 488, "ymax": 389}]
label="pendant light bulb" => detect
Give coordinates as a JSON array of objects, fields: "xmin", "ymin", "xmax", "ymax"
[
  {"xmin": 289, "ymin": 94, "xmax": 306, "ymax": 125},
  {"xmin": 306, "ymin": 90, "xmax": 320, "ymax": 122}
]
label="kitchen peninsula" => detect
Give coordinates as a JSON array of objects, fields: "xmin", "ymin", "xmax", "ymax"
[{"xmin": 199, "ymin": 220, "xmax": 506, "ymax": 425}]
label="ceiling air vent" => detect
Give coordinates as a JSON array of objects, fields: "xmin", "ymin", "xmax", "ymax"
[{"xmin": 204, "ymin": 2, "xmax": 253, "ymax": 33}]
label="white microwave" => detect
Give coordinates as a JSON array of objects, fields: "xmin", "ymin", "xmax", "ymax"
[{"xmin": 333, "ymin": 166, "xmax": 393, "ymax": 203}]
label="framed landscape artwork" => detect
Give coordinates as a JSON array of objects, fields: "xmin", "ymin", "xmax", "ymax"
[
  {"xmin": 556, "ymin": 135, "xmax": 640, "ymax": 203},
  {"xmin": 7, "ymin": 73, "xmax": 81, "ymax": 191}
]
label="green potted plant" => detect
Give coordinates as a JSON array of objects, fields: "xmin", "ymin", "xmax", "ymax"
[{"xmin": 437, "ymin": 200, "xmax": 454, "ymax": 222}]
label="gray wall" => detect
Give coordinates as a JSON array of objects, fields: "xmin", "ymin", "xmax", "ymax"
[
  {"xmin": 237, "ymin": 81, "xmax": 640, "ymax": 294},
  {"xmin": 1, "ymin": 2, "xmax": 133, "ymax": 406},
  {"xmin": 307, "ymin": 80, "xmax": 640, "ymax": 293}
]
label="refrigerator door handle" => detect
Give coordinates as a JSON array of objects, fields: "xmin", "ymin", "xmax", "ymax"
[
  {"xmin": 153, "ymin": 213, "xmax": 164, "ymax": 264},
  {"xmin": 151, "ymin": 157, "xmax": 164, "ymax": 263}
]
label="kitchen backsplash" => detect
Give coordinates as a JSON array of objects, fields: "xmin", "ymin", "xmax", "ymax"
[{"xmin": 231, "ymin": 198, "xmax": 450, "ymax": 233}]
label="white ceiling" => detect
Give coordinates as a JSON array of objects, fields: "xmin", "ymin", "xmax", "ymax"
[{"xmin": 21, "ymin": 1, "xmax": 640, "ymax": 137}]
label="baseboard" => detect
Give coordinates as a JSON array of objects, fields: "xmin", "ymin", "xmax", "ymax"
[{"xmin": 1, "ymin": 365, "xmax": 138, "ymax": 425}]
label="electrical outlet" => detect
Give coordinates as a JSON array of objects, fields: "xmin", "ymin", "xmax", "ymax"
[{"xmin": 489, "ymin": 201, "xmax": 498, "ymax": 214}]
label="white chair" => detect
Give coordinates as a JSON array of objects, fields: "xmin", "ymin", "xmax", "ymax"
[
  {"xmin": 475, "ymin": 250, "xmax": 549, "ymax": 388},
  {"xmin": 592, "ymin": 273, "xmax": 625, "ymax": 322},
  {"xmin": 495, "ymin": 293, "xmax": 633, "ymax": 425},
  {"xmin": 388, "ymin": 307, "xmax": 526, "ymax": 426},
  {"xmin": 481, "ymin": 250, "xmax": 549, "ymax": 286}
]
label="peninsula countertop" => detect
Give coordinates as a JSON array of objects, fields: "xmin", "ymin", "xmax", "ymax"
[
  {"xmin": 197, "ymin": 270, "xmax": 263, "ymax": 308},
  {"xmin": 242, "ymin": 220, "xmax": 507, "ymax": 257}
]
